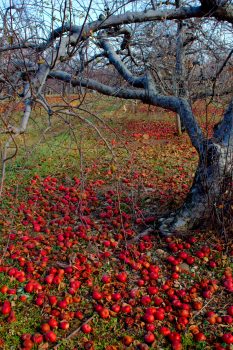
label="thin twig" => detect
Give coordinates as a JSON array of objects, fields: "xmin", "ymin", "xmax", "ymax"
[
  {"xmin": 191, "ymin": 295, "xmax": 216, "ymax": 321},
  {"xmin": 53, "ymin": 315, "xmax": 94, "ymax": 349},
  {"xmin": 127, "ymin": 227, "xmax": 154, "ymax": 243}
]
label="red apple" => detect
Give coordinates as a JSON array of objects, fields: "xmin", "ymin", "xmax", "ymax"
[
  {"xmin": 160, "ymin": 326, "xmax": 171, "ymax": 336},
  {"xmin": 81, "ymin": 323, "xmax": 92, "ymax": 334},
  {"xmin": 144, "ymin": 332, "xmax": 155, "ymax": 344},
  {"xmin": 222, "ymin": 333, "xmax": 233, "ymax": 344},
  {"xmin": 194, "ymin": 333, "xmax": 206, "ymax": 342},
  {"xmin": 2, "ymin": 300, "xmax": 11, "ymax": 315},
  {"xmin": 48, "ymin": 318, "xmax": 58, "ymax": 329},
  {"xmin": 41, "ymin": 323, "xmax": 50, "ymax": 333},
  {"xmin": 111, "ymin": 304, "xmax": 121, "ymax": 313},
  {"xmin": 143, "ymin": 313, "xmax": 155, "ymax": 323},
  {"xmin": 122, "ymin": 335, "xmax": 133, "ymax": 346},
  {"xmin": 92, "ymin": 291, "xmax": 102, "ymax": 300},
  {"xmin": 57, "ymin": 300, "xmax": 67, "ymax": 309},
  {"xmin": 227, "ymin": 306, "xmax": 233, "ymax": 316},
  {"xmin": 32, "ymin": 333, "xmax": 43, "ymax": 344},
  {"xmin": 99, "ymin": 308, "xmax": 110, "ymax": 319},
  {"xmin": 116, "ymin": 272, "xmax": 127, "ymax": 283},
  {"xmin": 45, "ymin": 331, "xmax": 57, "ymax": 343},
  {"xmin": 59, "ymin": 320, "xmax": 69, "ymax": 330}
]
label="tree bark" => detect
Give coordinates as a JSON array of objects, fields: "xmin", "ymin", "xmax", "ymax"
[{"xmin": 159, "ymin": 101, "xmax": 233, "ymax": 235}]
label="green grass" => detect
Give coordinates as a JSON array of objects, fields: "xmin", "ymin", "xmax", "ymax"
[
  {"xmin": 3, "ymin": 117, "xmax": 114, "ymax": 189},
  {"xmin": 0, "ymin": 284, "xmax": 41, "ymax": 349}
]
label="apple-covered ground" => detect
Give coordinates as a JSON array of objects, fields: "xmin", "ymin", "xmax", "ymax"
[{"xmin": 0, "ymin": 102, "xmax": 232, "ymax": 350}]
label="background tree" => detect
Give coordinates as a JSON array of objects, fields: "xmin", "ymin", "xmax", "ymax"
[{"xmin": 0, "ymin": 0, "xmax": 233, "ymax": 235}]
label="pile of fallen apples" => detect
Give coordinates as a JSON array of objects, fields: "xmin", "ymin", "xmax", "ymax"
[{"xmin": 0, "ymin": 175, "xmax": 232, "ymax": 349}]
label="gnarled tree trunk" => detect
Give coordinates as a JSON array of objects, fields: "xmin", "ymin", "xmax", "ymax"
[{"xmin": 159, "ymin": 102, "xmax": 233, "ymax": 235}]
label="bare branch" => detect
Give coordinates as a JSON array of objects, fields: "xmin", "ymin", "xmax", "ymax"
[
  {"xmin": 99, "ymin": 37, "xmax": 146, "ymax": 88},
  {"xmin": 49, "ymin": 70, "xmax": 205, "ymax": 153}
]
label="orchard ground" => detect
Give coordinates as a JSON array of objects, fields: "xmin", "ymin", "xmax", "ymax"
[{"xmin": 0, "ymin": 95, "xmax": 232, "ymax": 350}]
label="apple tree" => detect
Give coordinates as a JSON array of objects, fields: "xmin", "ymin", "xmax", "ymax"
[{"xmin": 0, "ymin": 0, "xmax": 233, "ymax": 235}]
